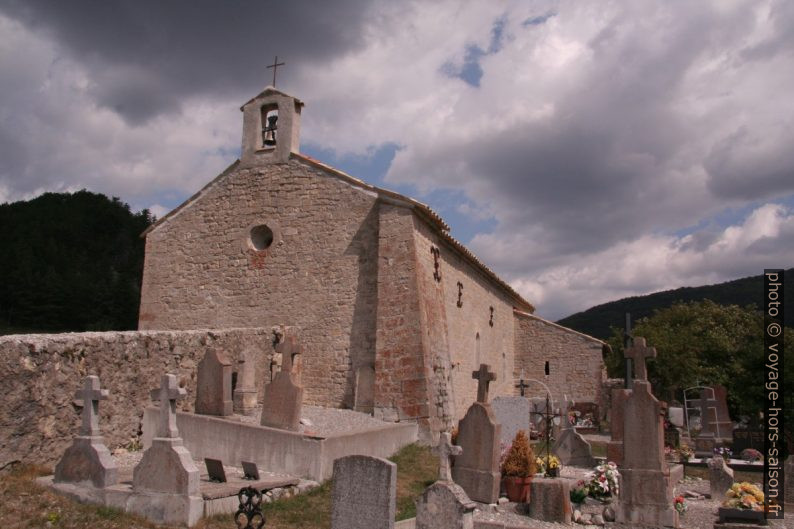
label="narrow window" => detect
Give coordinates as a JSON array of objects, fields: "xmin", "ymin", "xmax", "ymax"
[
  {"xmin": 544, "ymin": 360, "xmax": 550, "ymax": 376},
  {"xmin": 475, "ymin": 333, "xmax": 481, "ymax": 366}
]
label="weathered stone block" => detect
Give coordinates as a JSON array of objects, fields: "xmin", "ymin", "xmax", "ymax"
[
  {"xmin": 416, "ymin": 481, "xmax": 475, "ymax": 529},
  {"xmin": 708, "ymin": 456, "xmax": 734, "ymax": 499},
  {"xmin": 527, "ymin": 477, "xmax": 571, "ymax": 523}
]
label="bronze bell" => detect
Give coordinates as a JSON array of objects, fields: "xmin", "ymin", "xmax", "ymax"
[{"xmin": 263, "ymin": 114, "xmax": 278, "ymax": 146}]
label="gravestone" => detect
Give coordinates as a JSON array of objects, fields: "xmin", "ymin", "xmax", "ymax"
[
  {"xmin": 54, "ymin": 376, "xmax": 118, "ymax": 488},
  {"xmin": 708, "ymin": 455, "xmax": 734, "ymax": 498},
  {"xmin": 133, "ymin": 374, "xmax": 200, "ymax": 496},
  {"xmin": 553, "ymin": 414, "xmax": 595, "ymax": 467},
  {"xmin": 491, "ymin": 396, "xmax": 530, "ymax": 446},
  {"xmin": 416, "ymin": 481, "xmax": 476, "ymax": 529},
  {"xmin": 452, "ymin": 364, "xmax": 501, "ymax": 504},
  {"xmin": 233, "ymin": 347, "xmax": 260, "ymax": 416},
  {"xmin": 668, "ymin": 407, "xmax": 685, "ymax": 428},
  {"xmin": 732, "ymin": 428, "xmax": 764, "ymax": 453},
  {"xmin": 606, "ymin": 388, "xmax": 630, "ymax": 465},
  {"xmin": 242, "ymin": 461, "xmax": 260, "ymax": 480},
  {"xmin": 435, "ymin": 432, "xmax": 462, "ymax": 482},
  {"xmin": 785, "ymin": 455, "xmax": 793, "ymax": 507},
  {"xmin": 331, "ymin": 455, "xmax": 396, "ymax": 529},
  {"xmin": 195, "ymin": 348, "xmax": 233, "ymax": 416},
  {"xmin": 260, "ymin": 334, "xmax": 304, "ymax": 431},
  {"xmin": 616, "ymin": 338, "xmax": 677, "ymax": 528}
]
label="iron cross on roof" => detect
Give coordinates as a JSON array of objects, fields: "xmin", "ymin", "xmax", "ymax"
[{"xmin": 267, "ymin": 55, "xmax": 286, "ymax": 87}]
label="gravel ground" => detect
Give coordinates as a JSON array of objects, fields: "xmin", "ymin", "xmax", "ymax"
[
  {"xmin": 233, "ymin": 404, "xmax": 394, "ymax": 437},
  {"xmin": 471, "ymin": 469, "xmax": 792, "ymax": 529}
]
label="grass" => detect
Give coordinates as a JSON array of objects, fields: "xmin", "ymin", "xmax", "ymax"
[
  {"xmin": 0, "ymin": 464, "xmax": 159, "ymax": 529},
  {"xmin": 0, "ymin": 443, "xmax": 438, "ymax": 529}
]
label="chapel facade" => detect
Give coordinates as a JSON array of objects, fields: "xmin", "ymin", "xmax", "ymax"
[{"xmin": 138, "ymin": 87, "xmax": 606, "ymax": 436}]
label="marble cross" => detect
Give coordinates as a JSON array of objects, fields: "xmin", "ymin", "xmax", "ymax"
[
  {"xmin": 472, "ymin": 363, "xmax": 496, "ymax": 403},
  {"xmin": 276, "ymin": 334, "xmax": 301, "ymax": 374},
  {"xmin": 150, "ymin": 374, "xmax": 186, "ymax": 439},
  {"xmin": 75, "ymin": 375, "xmax": 108, "ymax": 437},
  {"xmin": 435, "ymin": 432, "xmax": 462, "ymax": 481},
  {"xmin": 624, "ymin": 337, "xmax": 656, "ymax": 381}
]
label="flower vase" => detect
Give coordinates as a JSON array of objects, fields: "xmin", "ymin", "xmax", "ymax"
[
  {"xmin": 546, "ymin": 467, "xmax": 559, "ymax": 478},
  {"xmin": 503, "ymin": 476, "xmax": 532, "ymax": 503}
]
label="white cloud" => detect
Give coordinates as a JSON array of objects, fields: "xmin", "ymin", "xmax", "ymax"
[{"xmin": 497, "ymin": 203, "xmax": 794, "ymax": 319}]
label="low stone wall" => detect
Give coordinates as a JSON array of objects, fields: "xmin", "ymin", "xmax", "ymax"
[{"xmin": 0, "ymin": 328, "xmax": 273, "ymax": 468}]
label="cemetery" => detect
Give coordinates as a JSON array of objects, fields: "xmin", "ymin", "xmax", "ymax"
[{"xmin": 14, "ymin": 327, "xmax": 786, "ymax": 528}]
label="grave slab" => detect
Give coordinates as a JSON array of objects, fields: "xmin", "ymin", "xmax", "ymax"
[{"xmin": 331, "ymin": 455, "xmax": 396, "ymax": 529}]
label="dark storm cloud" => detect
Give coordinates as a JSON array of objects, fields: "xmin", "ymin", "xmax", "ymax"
[{"xmin": 0, "ymin": 0, "xmax": 372, "ymax": 124}]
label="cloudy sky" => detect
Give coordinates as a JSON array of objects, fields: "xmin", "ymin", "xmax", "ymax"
[{"xmin": 1, "ymin": 0, "xmax": 792, "ymax": 320}]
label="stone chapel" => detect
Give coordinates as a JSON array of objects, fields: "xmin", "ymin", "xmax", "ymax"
[{"xmin": 138, "ymin": 87, "xmax": 606, "ymax": 436}]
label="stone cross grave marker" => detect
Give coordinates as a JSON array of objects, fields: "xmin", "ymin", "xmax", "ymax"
[
  {"xmin": 78, "ymin": 375, "xmax": 108, "ymax": 436},
  {"xmin": 195, "ymin": 348, "xmax": 233, "ymax": 416},
  {"xmin": 473, "ymin": 363, "xmax": 496, "ymax": 403},
  {"xmin": 434, "ymin": 431, "xmax": 462, "ymax": 482},
  {"xmin": 133, "ymin": 373, "xmax": 200, "ymax": 497},
  {"xmin": 616, "ymin": 379, "xmax": 677, "ymax": 527},
  {"xmin": 452, "ymin": 363, "xmax": 501, "ymax": 504},
  {"xmin": 331, "ymin": 455, "xmax": 396, "ymax": 529},
  {"xmin": 152, "ymin": 373, "xmax": 186, "ymax": 438},
  {"xmin": 54, "ymin": 375, "xmax": 118, "ymax": 488},
  {"xmin": 624, "ymin": 337, "xmax": 656, "ymax": 381},
  {"xmin": 261, "ymin": 333, "xmax": 304, "ymax": 431}
]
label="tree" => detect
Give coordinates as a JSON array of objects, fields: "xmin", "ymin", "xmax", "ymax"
[{"xmin": 605, "ymin": 300, "xmax": 792, "ymax": 450}]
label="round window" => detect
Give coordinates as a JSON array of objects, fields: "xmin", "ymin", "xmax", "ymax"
[{"xmin": 249, "ymin": 224, "xmax": 274, "ymax": 251}]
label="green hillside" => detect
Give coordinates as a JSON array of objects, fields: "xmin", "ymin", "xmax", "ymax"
[
  {"xmin": 557, "ymin": 269, "xmax": 793, "ymax": 340},
  {"xmin": 0, "ymin": 191, "xmax": 153, "ymax": 334}
]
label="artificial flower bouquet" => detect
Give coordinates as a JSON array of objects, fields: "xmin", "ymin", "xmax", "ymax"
[
  {"xmin": 585, "ymin": 462, "xmax": 620, "ymax": 500},
  {"xmin": 722, "ymin": 482, "xmax": 764, "ymax": 511}
]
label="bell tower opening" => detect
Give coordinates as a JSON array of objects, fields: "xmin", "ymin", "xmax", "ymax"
[
  {"xmin": 240, "ymin": 87, "xmax": 303, "ymax": 166},
  {"xmin": 261, "ymin": 105, "xmax": 278, "ymax": 148}
]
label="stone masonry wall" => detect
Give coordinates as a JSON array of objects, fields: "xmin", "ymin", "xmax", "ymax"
[
  {"xmin": 433, "ymin": 233, "xmax": 517, "ymax": 420},
  {"xmin": 373, "ymin": 204, "xmax": 430, "ymax": 425},
  {"xmin": 0, "ymin": 328, "xmax": 272, "ymax": 466},
  {"xmin": 513, "ymin": 311, "xmax": 604, "ymax": 406},
  {"xmin": 139, "ymin": 158, "xmax": 379, "ymax": 409}
]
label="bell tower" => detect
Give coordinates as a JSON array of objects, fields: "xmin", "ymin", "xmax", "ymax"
[{"xmin": 240, "ymin": 87, "xmax": 304, "ymax": 166}]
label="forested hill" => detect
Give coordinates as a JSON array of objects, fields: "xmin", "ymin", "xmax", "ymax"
[
  {"xmin": 557, "ymin": 269, "xmax": 794, "ymax": 340},
  {"xmin": 0, "ymin": 191, "xmax": 153, "ymax": 334}
]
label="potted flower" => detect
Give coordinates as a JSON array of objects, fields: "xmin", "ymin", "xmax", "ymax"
[
  {"xmin": 570, "ymin": 480, "xmax": 589, "ymax": 505},
  {"xmin": 535, "ymin": 455, "xmax": 561, "ymax": 477},
  {"xmin": 585, "ymin": 462, "xmax": 620, "ymax": 501},
  {"xmin": 500, "ymin": 430, "xmax": 537, "ymax": 502},
  {"xmin": 719, "ymin": 482, "xmax": 765, "ymax": 524},
  {"xmin": 677, "ymin": 444, "xmax": 693, "ymax": 463}
]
